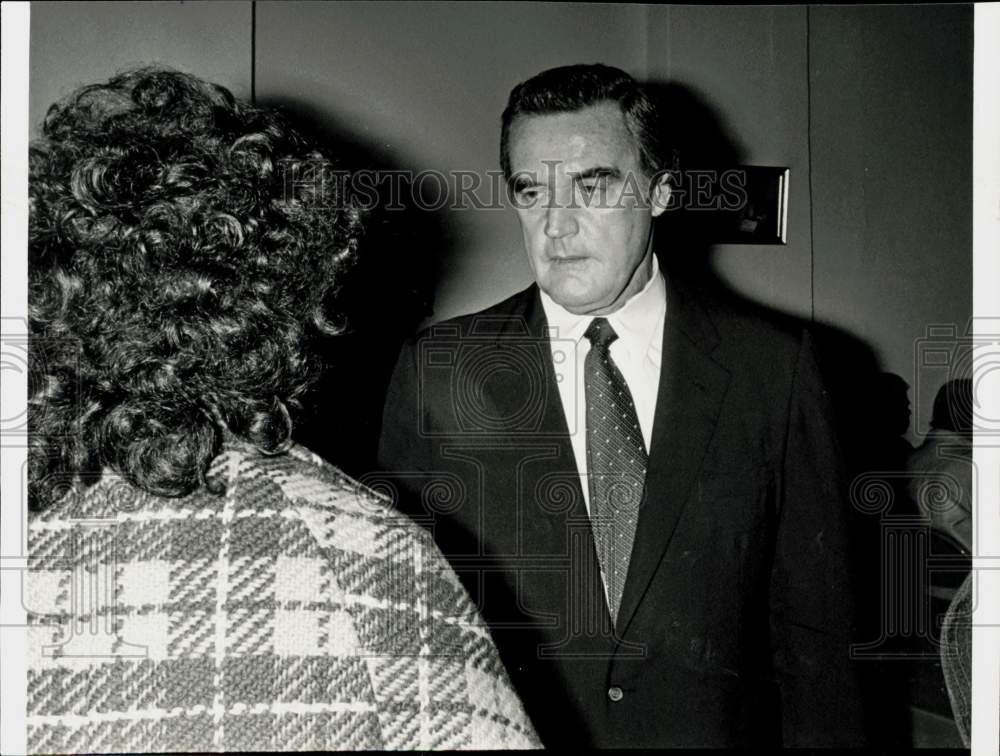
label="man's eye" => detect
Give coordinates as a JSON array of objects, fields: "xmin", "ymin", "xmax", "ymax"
[{"xmin": 515, "ymin": 187, "xmax": 544, "ymax": 206}]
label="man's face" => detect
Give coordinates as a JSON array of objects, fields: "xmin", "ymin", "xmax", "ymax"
[{"xmin": 507, "ymin": 101, "xmax": 668, "ymax": 316}]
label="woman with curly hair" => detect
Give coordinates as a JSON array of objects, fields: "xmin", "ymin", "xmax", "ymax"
[{"xmin": 25, "ymin": 68, "xmax": 539, "ymax": 752}]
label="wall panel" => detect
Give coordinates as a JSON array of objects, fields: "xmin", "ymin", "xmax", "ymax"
[
  {"xmin": 646, "ymin": 5, "xmax": 813, "ymax": 319},
  {"xmin": 810, "ymin": 5, "xmax": 973, "ymax": 438}
]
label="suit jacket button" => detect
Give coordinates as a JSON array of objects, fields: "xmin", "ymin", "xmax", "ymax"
[{"xmin": 607, "ymin": 686, "xmax": 624, "ymax": 702}]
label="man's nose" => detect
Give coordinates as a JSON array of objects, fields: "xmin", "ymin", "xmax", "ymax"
[{"xmin": 544, "ymin": 203, "xmax": 578, "ymax": 239}]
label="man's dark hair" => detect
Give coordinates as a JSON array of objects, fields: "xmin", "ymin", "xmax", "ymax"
[
  {"xmin": 500, "ymin": 63, "xmax": 670, "ymax": 180},
  {"xmin": 28, "ymin": 67, "xmax": 363, "ymax": 510},
  {"xmin": 930, "ymin": 378, "xmax": 974, "ymax": 435}
]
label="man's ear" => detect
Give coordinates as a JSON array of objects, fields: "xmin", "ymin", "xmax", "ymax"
[{"xmin": 650, "ymin": 172, "xmax": 671, "ymax": 217}]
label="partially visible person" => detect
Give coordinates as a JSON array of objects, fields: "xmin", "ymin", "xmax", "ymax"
[
  {"xmin": 379, "ymin": 63, "xmax": 865, "ymax": 748},
  {"xmin": 940, "ymin": 572, "xmax": 972, "ymax": 746},
  {"xmin": 25, "ymin": 68, "xmax": 539, "ymax": 753},
  {"xmin": 856, "ymin": 372, "xmax": 916, "ymax": 516},
  {"xmin": 906, "ymin": 378, "xmax": 973, "ymax": 551},
  {"xmin": 869, "ymin": 372, "xmax": 915, "ymax": 474}
]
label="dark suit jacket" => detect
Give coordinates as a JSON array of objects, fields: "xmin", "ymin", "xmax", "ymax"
[{"xmin": 376, "ymin": 274, "xmax": 866, "ymax": 748}]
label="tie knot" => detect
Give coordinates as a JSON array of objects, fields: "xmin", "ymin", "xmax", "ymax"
[{"xmin": 584, "ymin": 317, "xmax": 618, "ymax": 350}]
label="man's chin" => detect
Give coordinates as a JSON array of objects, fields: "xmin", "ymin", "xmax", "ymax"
[
  {"xmin": 543, "ymin": 284, "xmax": 591, "ymax": 309},
  {"xmin": 544, "ymin": 289, "xmax": 611, "ymax": 316}
]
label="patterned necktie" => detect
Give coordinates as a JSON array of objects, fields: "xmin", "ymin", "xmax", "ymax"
[{"xmin": 583, "ymin": 317, "xmax": 648, "ymax": 625}]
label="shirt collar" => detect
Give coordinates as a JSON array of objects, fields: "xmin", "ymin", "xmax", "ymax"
[{"xmin": 539, "ymin": 254, "xmax": 666, "ymax": 359}]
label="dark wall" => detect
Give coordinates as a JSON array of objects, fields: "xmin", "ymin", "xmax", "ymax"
[
  {"xmin": 29, "ymin": 1, "xmax": 972, "ymax": 448},
  {"xmin": 255, "ymin": 1, "xmax": 649, "ymax": 322},
  {"xmin": 646, "ymin": 6, "xmax": 813, "ymax": 318},
  {"xmin": 810, "ymin": 5, "xmax": 973, "ymax": 441},
  {"xmin": 29, "ymin": 1, "xmax": 251, "ymax": 128}
]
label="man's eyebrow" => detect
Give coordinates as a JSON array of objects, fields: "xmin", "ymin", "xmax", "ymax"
[
  {"xmin": 510, "ymin": 174, "xmax": 541, "ymax": 192},
  {"xmin": 569, "ymin": 166, "xmax": 623, "ymax": 181}
]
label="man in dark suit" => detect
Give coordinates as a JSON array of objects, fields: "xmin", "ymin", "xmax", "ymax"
[{"xmin": 377, "ymin": 63, "xmax": 865, "ymax": 748}]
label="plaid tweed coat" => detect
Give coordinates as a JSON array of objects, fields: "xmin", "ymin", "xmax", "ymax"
[{"xmin": 25, "ymin": 443, "xmax": 541, "ymax": 752}]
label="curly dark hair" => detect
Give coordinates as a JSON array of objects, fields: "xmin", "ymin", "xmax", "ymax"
[{"xmin": 28, "ymin": 67, "xmax": 363, "ymax": 510}]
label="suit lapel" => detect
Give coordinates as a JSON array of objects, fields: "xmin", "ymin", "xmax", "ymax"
[
  {"xmin": 483, "ymin": 287, "xmax": 615, "ymax": 648},
  {"xmin": 476, "ymin": 282, "xmax": 728, "ymax": 645},
  {"xmin": 493, "ymin": 285, "xmax": 591, "ymax": 529},
  {"xmin": 479, "ymin": 285, "xmax": 571, "ymax": 442},
  {"xmin": 615, "ymin": 276, "xmax": 730, "ymax": 639}
]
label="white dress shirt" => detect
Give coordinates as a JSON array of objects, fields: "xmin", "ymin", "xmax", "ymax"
[{"xmin": 539, "ymin": 255, "xmax": 666, "ymax": 515}]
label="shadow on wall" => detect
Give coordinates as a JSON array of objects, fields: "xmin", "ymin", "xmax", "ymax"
[
  {"xmin": 259, "ymin": 95, "xmax": 448, "ymax": 479},
  {"xmin": 648, "ymin": 79, "xmax": 916, "ymax": 750}
]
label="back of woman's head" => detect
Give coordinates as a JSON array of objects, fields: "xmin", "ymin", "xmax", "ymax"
[{"xmin": 28, "ymin": 67, "xmax": 363, "ymax": 509}]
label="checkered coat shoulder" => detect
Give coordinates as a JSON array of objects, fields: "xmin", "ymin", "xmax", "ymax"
[{"xmin": 26, "ymin": 443, "xmax": 541, "ymax": 752}]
